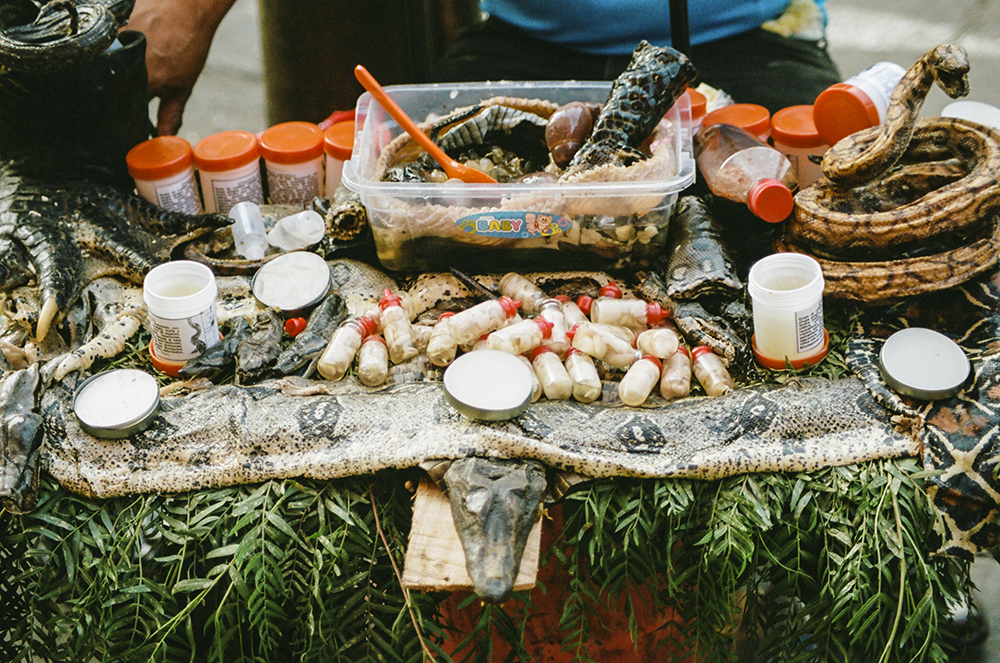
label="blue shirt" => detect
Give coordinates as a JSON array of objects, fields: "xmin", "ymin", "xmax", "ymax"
[{"xmin": 481, "ymin": 0, "xmax": 823, "ymax": 55}]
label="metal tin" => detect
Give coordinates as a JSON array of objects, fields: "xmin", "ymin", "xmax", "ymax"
[
  {"xmin": 442, "ymin": 350, "xmax": 533, "ymax": 421},
  {"xmin": 72, "ymin": 369, "xmax": 161, "ymax": 438},
  {"xmin": 251, "ymin": 250, "xmax": 331, "ymax": 315},
  {"xmin": 879, "ymin": 327, "xmax": 971, "ymax": 400}
]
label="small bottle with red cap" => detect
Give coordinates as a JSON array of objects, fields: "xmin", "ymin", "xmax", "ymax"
[
  {"xmin": 530, "ymin": 345, "xmax": 573, "ymax": 400},
  {"xmin": 556, "ymin": 294, "xmax": 588, "ymax": 329},
  {"xmin": 536, "ymin": 298, "xmax": 569, "ymax": 356},
  {"xmin": 691, "ymin": 345, "xmax": 735, "ymax": 397},
  {"xmin": 567, "ymin": 322, "xmax": 640, "ymax": 368},
  {"xmin": 126, "ymin": 136, "xmax": 202, "ymax": 215},
  {"xmin": 564, "ymin": 347, "xmax": 602, "ymax": 403},
  {"xmin": 499, "ymin": 272, "xmax": 549, "ymax": 315},
  {"xmin": 812, "ymin": 61, "xmax": 906, "ymax": 147},
  {"xmin": 317, "ymin": 316, "xmax": 378, "ymax": 380},
  {"xmin": 488, "ymin": 316, "xmax": 553, "ymax": 355},
  {"xmin": 659, "ymin": 346, "xmax": 692, "ymax": 400},
  {"xmin": 635, "ymin": 326, "xmax": 680, "ymax": 358},
  {"xmin": 193, "ymin": 130, "xmax": 264, "ymax": 215},
  {"xmin": 357, "ymin": 335, "xmax": 389, "ymax": 386},
  {"xmin": 590, "ymin": 297, "xmax": 666, "ymax": 333},
  {"xmin": 323, "ymin": 119, "xmax": 355, "ymax": 198},
  {"xmin": 426, "ymin": 312, "xmax": 458, "ymax": 367},
  {"xmin": 694, "ymin": 123, "xmax": 797, "ymax": 224},
  {"xmin": 618, "ymin": 354, "xmax": 662, "ymax": 406},
  {"xmin": 446, "ymin": 296, "xmax": 520, "ymax": 346},
  {"xmin": 259, "ymin": 121, "xmax": 325, "ymax": 205},
  {"xmin": 378, "ymin": 289, "xmax": 418, "ymax": 364},
  {"xmin": 576, "ymin": 281, "xmax": 621, "ymax": 320},
  {"xmin": 770, "ymin": 105, "xmax": 830, "ymax": 189}
]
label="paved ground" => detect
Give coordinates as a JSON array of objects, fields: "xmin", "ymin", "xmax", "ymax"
[{"xmin": 175, "ymin": 0, "xmax": 1000, "ymax": 658}]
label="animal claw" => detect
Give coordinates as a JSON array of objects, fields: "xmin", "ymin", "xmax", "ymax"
[{"xmin": 35, "ymin": 296, "xmax": 58, "ymax": 342}]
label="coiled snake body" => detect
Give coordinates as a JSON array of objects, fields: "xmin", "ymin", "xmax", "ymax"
[{"xmin": 779, "ymin": 44, "xmax": 1000, "ymax": 303}]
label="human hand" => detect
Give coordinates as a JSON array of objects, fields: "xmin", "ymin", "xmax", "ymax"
[{"xmin": 122, "ymin": 0, "xmax": 237, "ymax": 136}]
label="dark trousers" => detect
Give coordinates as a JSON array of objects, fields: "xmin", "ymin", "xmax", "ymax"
[{"xmin": 430, "ymin": 16, "xmax": 842, "ymax": 113}]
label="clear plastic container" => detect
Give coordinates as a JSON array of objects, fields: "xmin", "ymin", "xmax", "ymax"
[
  {"xmin": 530, "ymin": 345, "xmax": 573, "ymax": 400},
  {"xmin": 576, "ymin": 281, "xmax": 621, "ymax": 319},
  {"xmin": 659, "ymin": 346, "xmax": 691, "ymax": 400},
  {"xmin": 193, "ymin": 130, "xmax": 264, "ymax": 215},
  {"xmin": 812, "ymin": 62, "xmax": 906, "ymax": 146},
  {"xmin": 446, "ymin": 296, "xmax": 520, "ymax": 346},
  {"xmin": 143, "ymin": 261, "xmax": 220, "ymax": 362},
  {"xmin": 695, "ymin": 123, "xmax": 796, "ymax": 223},
  {"xmin": 357, "ymin": 334, "xmax": 389, "ymax": 386},
  {"xmin": 691, "ymin": 345, "xmax": 735, "ymax": 397},
  {"xmin": 126, "ymin": 136, "xmax": 202, "ymax": 214},
  {"xmin": 487, "ymin": 317, "xmax": 553, "ymax": 355},
  {"xmin": 516, "ymin": 354, "xmax": 543, "ymax": 402},
  {"xmin": 323, "ymin": 119, "xmax": 355, "ymax": 198},
  {"xmin": 618, "ymin": 355, "xmax": 662, "ymax": 406},
  {"xmin": 228, "ymin": 201, "xmax": 268, "ymax": 260},
  {"xmin": 426, "ymin": 312, "xmax": 458, "ymax": 367},
  {"xmin": 770, "ymin": 105, "xmax": 830, "ymax": 189},
  {"xmin": 267, "ymin": 210, "xmax": 326, "ymax": 251},
  {"xmin": 682, "ymin": 87, "xmax": 707, "ymax": 135},
  {"xmin": 499, "ymin": 273, "xmax": 549, "ymax": 315},
  {"xmin": 259, "ymin": 121, "xmax": 325, "ymax": 205},
  {"xmin": 556, "ymin": 294, "xmax": 588, "ymax": 329},
  {"xmin": 537, "ymin": 298, "xmax": 569, "ymax": 356},
  {"xmin": 568, "ymin": 321, "xmax": 640, "ymax": 368},
  {"xmin": 378, "ymin": 289, "xmax": 418, "ymax": 363},
  {"xmin": 635, "ymin": 327, "xmax": 680, "ymax": 358},
  {"xmin": 317, "ymin": 316, "xmax": 378, "ymax": 380},
  {"xmin": 564, "ymin": 347, "xmax": 602, "ymax": 403},
  {"xmin": 702, "ymin": 103, "xmax": 772, "ymax": 142},
  {"xmin": 589, "ymin": 297, "xmax": 666, "ymax": 332},
  {"xmin": 342, "ymin": 81, "xmax": 694, "ymax": 272}
]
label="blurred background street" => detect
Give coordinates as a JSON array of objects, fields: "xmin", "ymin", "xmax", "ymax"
[{"xmin": 172, "ymin": 1, "xmax": 1000, "ymax": 659}]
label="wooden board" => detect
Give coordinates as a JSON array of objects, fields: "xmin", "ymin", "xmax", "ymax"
[{"xmin": 401, "ymin": 477, "xmax": 541, "ymax": 592}]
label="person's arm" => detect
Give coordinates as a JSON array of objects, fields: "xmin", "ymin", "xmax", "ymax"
[{"xmin": 123, "ymin": 0, "xmax": 238, "ymax": 136}]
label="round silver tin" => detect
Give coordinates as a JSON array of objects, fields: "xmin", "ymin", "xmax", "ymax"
[
  {"xmin": 879, "ymin": 327, "xmax": 971, "ymax": 400},
  {"xmin": 251, "ymin": 251, "xmax": 331, "ymax": 315},
  {"xmin": 443, "ymin": 350, "xmax": 533, "ymax": 421},
  {"xmin": 72, "ymin": 369, "xmax": 161, "ymax": 438}
]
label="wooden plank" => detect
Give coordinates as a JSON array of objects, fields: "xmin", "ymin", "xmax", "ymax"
[{"xmin": 402, "ymin": 476, "xmax": 541, "ymax": 592}]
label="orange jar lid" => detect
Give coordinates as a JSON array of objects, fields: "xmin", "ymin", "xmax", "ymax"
[
  {"xmin": 126, "ymin": 136, "xmax": 194, "ymax": 181},
  {"xmin": 771, "ymin": 105, "xmax": 828, "ymax": 149},
  {"xmin": 260, "ymin": 121, "xmax": 324, "ymax": 164},
  {"xmin": 323, "ymin": 120, "xmax": 355, "ymax": 161},
  {"xmin": 702, "ymin": 103, "xmax": 771, "ymax": 138},
  {"xmin": 683, "ymin": 87, "xmax": 707, "ymax": 120},
  {"xmin": 193, "ymin": 130, "xmax": 260, "ymax": 172},
  {"xmin": 812, "ymin": 83, "xmax": 880, "ymax": 146}
]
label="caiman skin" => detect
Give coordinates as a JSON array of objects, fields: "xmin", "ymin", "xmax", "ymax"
[{"xmin": 781, "ymin": 44, "xmax": 1000, "ymax": 303}]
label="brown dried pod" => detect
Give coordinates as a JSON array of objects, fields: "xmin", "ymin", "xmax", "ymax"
[{"xmin": 545, "ymin": 101, "xmax": 602, "ymax": 168}]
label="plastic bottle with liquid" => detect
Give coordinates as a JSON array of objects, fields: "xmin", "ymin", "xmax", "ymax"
[
  {"xmin": 536, "ymin": 298, "xmax": 570, "ymax": 356},
  {"xmin": 576, "ymin": 281, "xmax": 622, "ymax": 319},
  {"xmin": 590, "ymin": 298, "xmax": 666, "ymax": 333},
  {"xmin": 568, "ymin": 322, "xmax": 640, "ymax": 368},
  {"xmin": 618, "ymin": 355, "xmax": 662, "ymax": 406},
  {"xmin": 556, "ymin": 294, "xmax": 588, "ymax": 329},
  {"xmin": 447, "ymin": 296, "xmax": 520, "ymax": 346},
  {"xmin": 488, "ymin": 317, "xmax": 553, "ymax": 355},
  {"xmin": 228, "ymin": 201, "xmax": 268, "ymax": 260},
  {"xmin": 357, "ymin": 335, "xmax": 389, "ymax": 386},
  {"xmin": 317, "ymin": 316, "xmax": 378, "ymax": 380},
  {"xmin": 516, "ymin": 354, "xmax": 543, "ymax": 402},
  {"xmin": 378, "ymin": 289, "xmax": 418, "ymax": 363},
  {"xmin": 813, "ymin": 61, "xmax": 907, "ymax": 147},
  {"xmin": 564, "ymin": 347, "xmax": 602, "ymax": 403},
  {"xmin": 426, "ymin": 312, "xmax": 458, "ymax": 367},
  {"xmin": 659, "ymin": 347, "xmax": 692, "ymax": 400},
  {"xmin": 499, "ymin": 273, "xmax": 548, "ymax": 315},
  {"xmin": 635, "ymin": 327, "xmax": 680, "ymax": 358},
  {"xmin": 691, "ymin": 345, "xmax": 735, "ymax": 396},
  {"xmin": 530, "ymin": 345, "xmax": 573, "ymax": 400},
  {"xmin": 694, "ymin": 123, "xmax": 796, "ymax": 223}
]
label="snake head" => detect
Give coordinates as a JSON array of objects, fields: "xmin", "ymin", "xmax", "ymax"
[{"xmin": 931, "ymin": 44, "xmax": 971, "ymax": 99}]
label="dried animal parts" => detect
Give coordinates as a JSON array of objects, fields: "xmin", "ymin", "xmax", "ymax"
[{"xmin": 783, "ymin": 44, "xmax": 1000, "ymax": 303}]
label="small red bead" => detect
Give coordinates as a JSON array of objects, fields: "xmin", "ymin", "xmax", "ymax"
[{"xmin": 284, "ymin": 317, "xmax": 307, "ymax": 337}]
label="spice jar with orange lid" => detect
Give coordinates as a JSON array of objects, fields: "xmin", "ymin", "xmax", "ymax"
[
  {"xmin": 770, "ymin": 105, "xmax": 830, "ymax": 188},
  {"xmin": 702, "ymin": 103, "xmax": 771, "ymax": 142},
  {"xmin": 126, "ymin": 136, "xmax": 202, "ymax": 215},
  {"xmin": 192, "ymin": 130, "xmax": 264, "ymax": 215},
  {"xmin": 812, "ymin": 61, "xmax": 906, "ymax": 146},
  {"xmin": 323, "ymin": 120, "xmax": 355, "ymax": 198},
  {"xmin": 259, "ymin": 121, "xmax": 324, "ymax": 205}
]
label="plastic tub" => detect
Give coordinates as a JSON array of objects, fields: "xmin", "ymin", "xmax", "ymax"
[{"xmin": 342, "ymin": 81, "xmax": 694, "ymax": 272}]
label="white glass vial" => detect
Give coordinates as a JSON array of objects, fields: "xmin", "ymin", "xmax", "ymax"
[
  {"xmin": 659, "ymin": 347, "xmax": 692, "ymax": 400},
  {"xmin": 618, "ymin": 355, "xmax": 662, "ymax": 406},
  {"xmin": 564, "ymin": 348, "xmax": 602, "ymax": 403},
  {"xmin": 446, "ymin": 296, "xmax": 520, "ymax": 346},
  {"xmin": 691, "ymin": 345, "xmax": 735, "ymax": 397},
  {"xmin": 530, "ymin": 346, "xmax": 573, "ymax": 400},
  {"xmin": 556, "ymin": 294, "xmax": 588, "ymax": 329},
  {"xmin": 635, "ymin": 327, "xmax": 680, "ymax": 358},
  {"xmin": 499, "ymin": 273, "xmax": 548, "ymax": 315},
  {"xmin": 537, "ymin": 298, "xmax": 569, "ymax": 356},
  {"xmin": 589, "ymin": 298, "xmax": 666, "ymax": 333},
  {"xmin": 378, "ymin": 289, "xmax": 418, "ymax": 364},
  {"xmin": 317, "ymin": 316, "xmax": 377, "ymax": 380},
  {"xmin": 357, "ymin": 334, "xmax": 389, "ymax": 386},
  {"xmin": 426, "ymin": 312, "xmax": 458, "ymax": 367},
  {"xmin": 515, "ymin": 354, "xmax": 543, "ymax": 402},
  {"xmin": 568, "ymin": 322, "xmax": 640, "ymax": 368},
  {"xmin": 487, "ymin": 317, "xmax": 553, "ymax": 355}
]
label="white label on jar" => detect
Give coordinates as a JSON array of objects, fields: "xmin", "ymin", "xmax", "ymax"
[
  {"xmin": 267, "ymin": 168, "xmax": 321, "ymax": 205},
  {"xmin": 210, "ymin": 171, "xmax": 264, "ymax": 216},
  {"xmin": 846, "ymin": 62, "xmax": 906, "ymax": 123},
  {"xmin": 156, "ymin": 171, "xmax": 202, "ymax": 215},
  {"xmin": 794, "ymin": 299, "xmax": 824, "ymax": 353},
  {"xmin": 149, "ymin": 307, "xmax": 219, "ymax": 361}
]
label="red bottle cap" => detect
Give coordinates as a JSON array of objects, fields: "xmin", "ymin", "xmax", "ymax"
[
  {"xmin": 675, "ymin": 346, "xmax": 691, "ymax": 360},
  {"xmin": 127, "ymin": 136, "xmax": 194, "ymax": 181},
  {"xmin": 499, "ymin": 296, "xmax": 521, "ymax": 318},
  {"xmin": 438, "ymin": 311, "xmax": 456, "ymax": 321},
  {"xmin": 771, "ymin": 105, "xmax": 828, "ymax": 150},
  {"xmin": 554, "ymin": 294, "xmax": 571, "ymax": 304},
  {"xmin": 812, "ymin": 82, "xmax": 880, "ymax": 146},
  {"xmin": 564, "ymin": 346, "xmax": 584, "ymax": 358},
  {"xmin": 323, "ymin": 120, "xmax": 355, "ymax": 161},
  {"xmin": 529, "ymin": 345, "xmax": 554, "ymax": 362},
  {"xmin": 284, "ymin": 317, "xmax": 307, "ymax": 337},
  {"xmin": 355, "ymin": 316, "xmax": 378, "ymax": 338},
  {"xmin": 747, "ymin": 178, "xmax": 794, "ymax": 223},
  {"xmin": 640, "ymin": 355, "xmax": 662, "ymax": 371},
  {"xmin": 534, "ymin": 317, "xmax": 554, "ymax": 339},
  {"xmin": 566, "ymin": 323, "xmax": 580, "ymax": 341},
  {"xmin": 645, "ymin": 302, "xmax": 667, "ymax": 326},
  {"xmin": 598, "ymin": 281, "xmax": 622, "ymax": 299},
  {"xmin": 193, "ymin": 130, "xmax": 259, "ymax": 172},
  {"xmin": 702, "ymin": 103, "xmax": 771, "ymax": 140},
  {"xmin": 362, "ymin": 334, "xmax": 387, "ymax": 347},
  {"xmin": 259, "ymin": 121, "xmax": 324, "ymax": 164},
  {"xmin": 576, "ymin": 295, "xmax": 593, "ymax": 316},
  {"xmin": 690, "ymin": 345, "xmax": 715, "ymax": 361},
  {"xmin": 378, "ymin": 288, "xmax": 404, "ymax": 310}
]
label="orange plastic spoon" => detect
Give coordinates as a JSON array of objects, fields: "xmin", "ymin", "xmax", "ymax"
[{"xmin": 354, "ymin": 64, "xmax": 498, "ymax": 184}]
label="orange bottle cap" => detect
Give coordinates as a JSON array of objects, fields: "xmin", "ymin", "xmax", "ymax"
[
  {"xmin": 193, "ymin": 130, "xmax": 260, "ymax": 172},
  {"xmin": 259, "ymin": 121, "xmax": 324, "ymax": 164},
  {"xmin": 147, "ymin": 340, "xmax": 187, "ymax": 377},
  {"xmin": 812, "ymin": 83, "xmax": 880, "ymax": 146},
  {"xmin": 683, "ymin": 88, "xmax": 707, "ymax": 119},
  {"xmin": 529, "ymin": 345, "xmax": 554, "ymax": 361},
  {"xmin": 127, "ymin": 136, "xmax": 193, "ymax": 181},
  {"xmin": 702, "ymin": 103, "xmax": 771, "ymax": 139},
  {"xmin": 576, "ymin": 295, "xmax": 593, "ymax": 316},
  {"xmin": 747, "ymin": 178, "xmax": 794, "ymax": 223},
  {"xmin": 770, "ymin": 105, "xmax": 828, "ymax": 149},
  {"xmin": 752, "ymin": 329, "xmax": 829, "ymax": 370},
  {"xmin": 323, "ymin": 120, "xmax": 355, "ymax": 161},
  {"xmin": 640, "ymin": 355, "xmax": 663, "ymax": 371}
]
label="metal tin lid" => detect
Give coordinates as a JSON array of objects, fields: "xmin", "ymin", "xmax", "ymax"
[
  {"xmin": 251, "ymin": 251, "xmax": 331, "ymax": 314},
  {"xmin": 442, "ymin": 350, "xmax": 533, "ymax": 421},
  {"xmin": 73, "ymin": 369, "xmax": 160, "ymax": 438},
  {"xmin": 879, "ymin": 328, "xmax": 971, "ymax": 400}
]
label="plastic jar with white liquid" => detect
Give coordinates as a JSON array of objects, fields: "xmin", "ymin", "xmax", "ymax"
[
  {"xmin": 193, "ymin": 130, "xmax": 263, "ymax": 215},
  {"xmin": 126, "ymin": 136, "xmax": 202, "ymax": 214},
  {"xmin": 259, "ymin": 121, "xmax": 324, "ymax": 205},
  {"xmin": 143, "ymin": 261, "xmax": 221, "ymax": 364}
]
